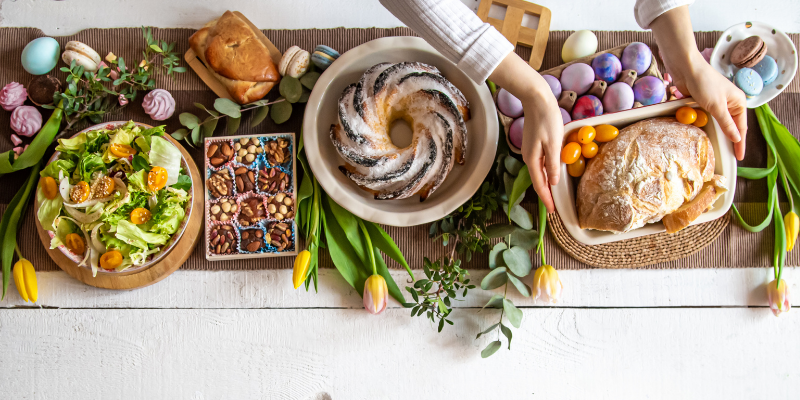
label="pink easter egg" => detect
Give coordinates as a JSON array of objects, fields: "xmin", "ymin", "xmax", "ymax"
[
  {"xmin": 542, "ymin": 75, "xmax": 561, "ymax": 98},
  {"xmin": 497, "ymin": 88, "xmax": 523, "ymax": 118},
  {"xmin": 571, "ymin": 95, "xmax": 603, "ymax": 121},
  {"xmin": 560, "ymin": 63, "xmax": 594, "ymax": 95},
  {"xmin": 560, "ymin": 108, "xmax": 571, "ymax": 124},
  {"xmin": 602, "ymin": 82, "xmax": 634, "ymax": 113},
  {"xmin": 633, "ymin": 76, "xmax": 666, "ymax": 106},
  {"xmin": 509, "ymin": 117, "xmax": 524, "ymax": 149}
]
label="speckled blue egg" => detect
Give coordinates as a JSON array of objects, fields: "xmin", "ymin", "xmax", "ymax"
[
  {"xmin": 633, "ymin": 76, "xmax": 665, "ymax": 105},
  {"xmin": 560, "ymin": 108, "xmax": 571, "ymax": 124},
  {"xmin": 497, "ymin": 88, "xmax": 523, "ymax": 118},
  {"xmin": 571, "ymin": 95, "xmax": 603, "ymax": 121},
  {"xmin": 591, "ymin": 53, "xmax": 622, "ymax": 83},
  {"xmin": 602, "ymin": 82, "xmax": 635, "ymax": 113},
  {"xmin": 560, "ymin": 63, "xmax": 594, "ymax": 95},
  {"xmin": 752, "ymin": 55, "xmax": 778, "ymax": 85},
  {"xmin": 621, "ymin": 42, "xmax": 652, "ymax": 75},
  {"xmin": 542, "ymin": 74, "xmax": 561, "ymax": 98},
  {"xmin": 509, "ymin": 117, "xmax": 524, "ymax": 149},
  {"xmin": 21, "ymin": 37, "xmax": 60, "ymax": 75},
  {"xmin": 734, "ymin": 68, "xmax": 763, "ymax": 98}
]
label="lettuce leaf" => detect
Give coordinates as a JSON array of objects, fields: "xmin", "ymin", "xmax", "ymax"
[
  {"xmin": 115, "ymin": 220, "xmax": 170, "ymax": 250},
  {"xmin": 41, "ymin": 159, "xmax": 76, "ymax": 180},
  {"xmin": 101, "ymin": 124, "xmax": 139, "ymax": 163},
  {"xmin": 36, "ymin": 185, "xmax": 63, "ymax": 232},
  {"xmin": 149, "ymin": 136, "xmax": 181, "ymax": 186},
  {"xmin": 56, "ymin": 129, "xmax": 108, "ymax": 156},
  {"xmin": 150, "ymin": 201, "xmax": 185, "ymax": 235},
  {"xmin": 75, "ymin": 152, "xmax": 107, "ymax": 183},
  {"xmin": 102, "ymin": 190, "xmax": 149, "ymax": 231},
  {"xmin": 127, "ymin": 170, "xmax": 149, "ymax": 192},
  {"xmin": 50, "ymin": 218, "xmax": 77, "ymax": 249}
]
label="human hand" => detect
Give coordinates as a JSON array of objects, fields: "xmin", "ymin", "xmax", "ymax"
[
  {"xmin": 519, "ymin": 93, "xmax": 563, "ymax": 212},
  {"xmin": 668, "ymin": 53, "xmax": 748, "ymax": 160}
]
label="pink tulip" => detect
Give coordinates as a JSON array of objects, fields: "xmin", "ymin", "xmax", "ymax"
[
  {"xmin": 767, "ymin": 279, "xmax": 790, "ymax": 317},
  {"xmin": 363, "ymin": 274, "xmax": 388, "ymax": 315}
]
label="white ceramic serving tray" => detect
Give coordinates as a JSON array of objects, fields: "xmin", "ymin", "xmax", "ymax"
[
  {"xmin": 302, "ymin": 36, "xmax": 498, "ymax": 227},
  {"xmin": 551, "ymin": 98, "xmax": 737, "ymax": 245},
  {"xmin": 710, "ymin": 21, "xmax": 798, "ymax": 109}
]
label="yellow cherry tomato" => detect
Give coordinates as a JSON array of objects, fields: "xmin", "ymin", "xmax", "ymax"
[
  {"xmin": 92, "ymin": 176, "xmax": 116, "ymax": 198},
  {"xmin": 693, "ymin": 110, "xmax": 709, "ymax": 128},
  {"xmin": 70, "ymin": 181, "xmax": 91, "ymax": 203},
  {"xmin": 40, "ymin": 176, "xmax": 58, "ymax": 200},
  {"xmin": 560, "ymin": 142, "xmax": 582, "ymax": 164},
  {"xmin": 594, "ymin": 124, "xmax": 619, "ymax": 142},
  {"xmin": 130, "ymin": 208, "xmax": 152, "ymax": 225},
  {"xmin": 676, "ymin": 107, "xmax": 698, "ymax": 125},
  {"xmin": 148, "ymin": 166, "xmax": 168, "ymax": 191},
  {"xmin": 565, "ymin": 131, "xmax": 579, "ymax": 143},
  {"xmin": 577, "ymin": 126, "xmax": 596, "ymax": 144},
  {"xmin": 109, "ymin": 143, "xmax": 137, "ymax": 158},
  {"xmin": 567, "ymin": 156, "xmax": 586, "ymax": 177},
  {"xmin": 581, "ymin": 142, "xmax": 599, "ymax": 158},
  {"xmin": 100, "ymin": 250, "xmax": 123, "ymax": 270},
  {"xmin": 65, "ymin": 233, "xmax": 86, "ymax": 256}
]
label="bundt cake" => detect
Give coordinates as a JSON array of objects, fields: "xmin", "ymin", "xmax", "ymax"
[{"xmin": 330, "ymin": 62, "xmax": 470, "ymax": 201}]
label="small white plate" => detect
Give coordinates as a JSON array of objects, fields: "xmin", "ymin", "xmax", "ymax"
[
  {"xmin": 550, "ymin": 98, "xmax": 737, "ymax": 245},
  {"xmin": 710, "ymin": 21, "xmax": 798, "ymax": 109},
  {"xmin": 302, "ymin": 37, "xmax": 498, "ymax": 227}
]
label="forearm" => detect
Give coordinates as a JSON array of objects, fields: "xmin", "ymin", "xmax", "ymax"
[
  {"xmin": 489, "ymin": 52, "xmax": 556, "ymax": 109},
  {"xmin": 649, "ymin": 6, "xmax": 705, "ymax": 78}
]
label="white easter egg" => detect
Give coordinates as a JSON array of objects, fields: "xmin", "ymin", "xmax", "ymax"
[{"xmin": 562, "ymin": 30, "xmax": 598, "ymax": 63}]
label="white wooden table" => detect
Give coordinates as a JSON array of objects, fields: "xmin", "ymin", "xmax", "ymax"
[{"xmin": 2, "ymin": 1, "xmax": 799, "ymax": 398}]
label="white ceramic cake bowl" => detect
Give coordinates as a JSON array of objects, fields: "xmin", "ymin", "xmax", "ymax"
[
  {"xmin": 302, "ymin": 36, "xmax": 498, "ymax": 227},
  {"xmin": 710, "ymin": 21, "xmax": 798, "ymax": 109},
  {"xmin": 551, "ymin": 98, "xmax": 737, "ymax": 245}
]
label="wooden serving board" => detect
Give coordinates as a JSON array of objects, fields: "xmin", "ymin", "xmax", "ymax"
[
  {"xmin": 33, "ymin": 135, "xmax": 204, "ymax": 290},
  {"xmin": 184, "ymin": 11, "xmax": 283, "ymax": 104}
]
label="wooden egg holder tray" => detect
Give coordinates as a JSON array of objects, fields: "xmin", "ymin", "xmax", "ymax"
[{"xmin": 496, "ymin": 43, "xmax": 668, "ymax": 154}]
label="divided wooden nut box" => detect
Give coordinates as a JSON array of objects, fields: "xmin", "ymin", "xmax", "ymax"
[{"xmin": 204, "ymin": 133, "xmax": 298, "ymax": 260}]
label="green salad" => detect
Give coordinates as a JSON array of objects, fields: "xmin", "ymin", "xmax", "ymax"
[{"xmin": 36, "ymin": 121, "xmax": 192, "ymax": 276}]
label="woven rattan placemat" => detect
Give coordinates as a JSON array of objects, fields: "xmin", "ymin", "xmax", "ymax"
[{"xmin": 0, "ymin": 27, "xmax": 798, "ymax": 271}]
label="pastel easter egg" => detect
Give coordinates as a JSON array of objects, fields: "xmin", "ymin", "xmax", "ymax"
[
  {"xmin": 21, "ymin": 37, "xmax": 60, "ymax": 75},
  {"xmin": 591, "ymin": 53, "xmax": 622, "ymax": 83},
  {"xmin": 602, "ymin": 82, "xmax": 635, "ymax": 113},
  {"xmin": 497, "ymin": 88, "xmax": 523, "ymax": 118},
  {"xmin": 621, "ymin": 42, "xmax": 652, "ymax": 75},
  {"xmin": 633, "ymin": 76, "xmax": 666, "ymax": 106},
  {"xmin": 560, "ymin": 108, "xmax": 571, "ymax": 124},
  {"xmin": 509, "ymin": 117, "xmax": 524, "ymax": 149},
  {"xmin": 571, "ymin": 95, "xmax": 603, "ymax": 121},
  {"xmin": 542, "ymin": 75, "xmax": 561, "ymax": 98},
  {"xmin": 562, "ymin": 30, "xmax": 598, "ymax": 63},
  {"xmin": 560, "ymin": 63, "xmax": 594, "ymax": 95}
]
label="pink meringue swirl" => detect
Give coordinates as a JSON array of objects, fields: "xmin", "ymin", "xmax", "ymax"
[
  {"xmin": 0, "ymin": 82, "xmax": 28, "ymax": 111},
  {"xmin": 142, "ymin": 89, "xmax": 176, "ymax": 121},
  {"xmin": 10, "ymin": 106, "xmax": 42, "ymax": 137}
]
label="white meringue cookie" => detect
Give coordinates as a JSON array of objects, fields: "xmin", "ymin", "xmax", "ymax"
[{"xmin": 142, "ymin": 89, "xmax": 176, "ymax": 121}]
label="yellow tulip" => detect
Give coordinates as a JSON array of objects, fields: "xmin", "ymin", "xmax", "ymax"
[
  {"xmin": 292, "ymin": 250, "xmax": 311, "ymax": 289},
  {"xmin": 532, "ymin": 265, "xmax": 562, "ymax": 304},
  {"xmin": 785, "ymin": 212, "xmax": 799, "ymax": 251},
  {"xmin": 13, "ymin": 259, "xmax": 38, "ymax": 303},
  {"xmin": 363, "ymin": 274, "xmax": 388, "ymax": 315},
  {"xmin": 767, "ymin": 279, "xmax": 790, "ymax": 317}
]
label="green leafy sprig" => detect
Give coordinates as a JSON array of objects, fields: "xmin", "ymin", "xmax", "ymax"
[{"xmin": 404, "ymin": 256, "xmax": 475, "ymax": 332}]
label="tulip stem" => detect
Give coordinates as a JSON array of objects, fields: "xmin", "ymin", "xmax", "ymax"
[
  {"xmin": 358, "ymin": 219, "xmax": 377, "ymax": 276},
  {"xmin": 14, "ymin": 245, "xmax": 22, "ymax": 260}
]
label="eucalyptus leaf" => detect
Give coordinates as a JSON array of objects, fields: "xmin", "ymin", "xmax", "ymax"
[
  {"xmin": 202, "ymin": 116, "xmax": 218, "ymax": 138},
  {"xmin": 194, "ymin": 103, "xmax": 219, "ymax": 117},
  {"xmin": 509, "ymin": 204, "xmax": 533, "ymax": 229},
  {"xmin": 300, "ymin": 71, "xmax": 321, "ymax": 89},
  {"xmin": 503, "ymin": 246, "xmax": 532, "ymax": 277},
  {"xmin": 488, "ymin": 242, "xmax": 507, "ymax": 269},
  {"xmin": 171, "ymin": 128, "xmax": 188, "ymax": 140},
  {"xmin": 500, "ymin": 324, "xmax": 513, "ymax": 350},
  {"xmin": 510, "ymin": 228, "xmax": 538, "ymax": 250},
  {"xmin": 503, "ymin": 172, "xmax": 515, "ymax": 198},
  {"xmin": 481, "ymin": 267, "xmax": 508, "ymax": 290},
  {"xmin": 190, "ymin": 126, "xmax": 201, "ymax": 147},
  {"xmin": 506, "ymin": 273, "xmax": 531, "ymax": 297},
  {"xmin": 504, "ymin": 155, "xmax": 523, "ymax": 176},
  {"xmin": 475, "ymin": 322, "xmax": 500, "ymax": 339},
  {"xmin": 298, "ymin": 88, "xmax": 311, "ymax": 103},
  {"xmin": 279, "ymin": 76, "xmax": 303, "ymax": 103},
  {"xmin": 271, "ymin": 100, "xmax": 292, "ymax": 124},
  {"xmin": 213, "ymin": 98, "xmax": 242, "ymax": 118},
  {"xmin": 502, "ymin": 299, "xmax": 523, "ymax": 328},
  {"xmin": 485, "ymin": 223, "xmax": 516, "ymax": 238},
  {"xmin": 509, "ymin": 167, "xmax": 532, "ymax": 208},
  {"xmin": 480, "ymin": 294, "xmax": 505, "ymax": 311},
  {"xmin": 250, "ymin": 105, "xmax": 270, "ymax": 128},
  {"xmin": 179, "ymin": 112, "xmax": 200, "ymax": 129},
  {"xmin": 226, "ymin": 116, "xmax": 241, "ymax": 135},
  {"xmin": 481, "ymin": 341, "xmax": 502, "ymax": 358}
]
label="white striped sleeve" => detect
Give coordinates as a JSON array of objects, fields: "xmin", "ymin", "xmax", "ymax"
[
  {"xmin": 380, "ymin": 0, "xmax": 514, "ymax": 83},
  {"xmin": 634, "ymin": 0, "xmax": 696, "ymax": 29}
]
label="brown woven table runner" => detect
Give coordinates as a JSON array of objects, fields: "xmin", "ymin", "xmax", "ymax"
[{"xmin": 0, "ymin": 27, "xmax": 798, "ymax": 271}]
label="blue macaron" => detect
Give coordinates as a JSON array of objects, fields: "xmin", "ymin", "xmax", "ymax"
[
  {"xmin": 311, "ymin": 45, "xmax": 340, "ymax": 70},
  {"xmin": 752, "ymin": 55, "xmax": 778, "ymax": 85},
  {"xmin": 734, "ymin": 68, "xmax": 764, "ymax": 98}
]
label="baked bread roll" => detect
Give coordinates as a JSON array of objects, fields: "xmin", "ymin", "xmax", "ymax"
[
  {"xmin": 189, "ymin": 11, "xmax": 279, "ymax": 104},
  {"xmin": 577, "ymin": 117, "xmax": 725, "ymax": 233}
]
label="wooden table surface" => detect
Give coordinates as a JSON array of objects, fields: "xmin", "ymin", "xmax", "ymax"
[{"xmin": 1, "ymin": 1, "xmax": 799, "ymax": 399}]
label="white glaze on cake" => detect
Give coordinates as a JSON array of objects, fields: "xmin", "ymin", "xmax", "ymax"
[{"xmin": 330, "ymin": 62, "xmax": 470, "ymax": 200}]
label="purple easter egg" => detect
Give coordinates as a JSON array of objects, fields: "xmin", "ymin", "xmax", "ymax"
[
  {"xmin": 602, "ymin": 82, "xmax": 635, "ymax": 113},
  {"xmin": 560, "ymin": 63, "xmax": 594, "ymax": 95},
  {"xmin": 509, "ymin": 117, "xmax": 524, "ymax": 149},
  {"xmin": 560, "ymin": 108, "xmax": 571, "ymax": 124},
  {"xmin": 542, "ymin": 75, "xmax": 561, "ymax": 98},
  {"xmin": 621, "ymin": 42, "xmax": 652, "ymax": 75},
  {"xmin": 633, "ymin": 76, "xmax": 666, "ymax": 106},
  {"xmin": 591, "ymin": 53, "xmax": 622, "ymax": 83},
  {"xmin": 571, "ymin": 95, "xmax": 603, "ymax": 121},
  {"xmin": 497, "ymin": 88, "xmax": 523, "ymax": 118}
]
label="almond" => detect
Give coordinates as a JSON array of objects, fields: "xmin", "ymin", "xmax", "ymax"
[{"xmin": 207, "ymin": 144, "xmax": 219, "ymax": 158}]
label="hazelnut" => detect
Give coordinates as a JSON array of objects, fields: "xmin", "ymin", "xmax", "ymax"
[
  {"xmin": 211, "ymin": 205, "xmax": 221, "ymax": 214},
  {"xmin": 221, "ymin": 202, "xmax": 231, "ymax": 213},
  {"xmin": 240, "ymin": 138, "xmax": 249, "ymax": 145}
]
